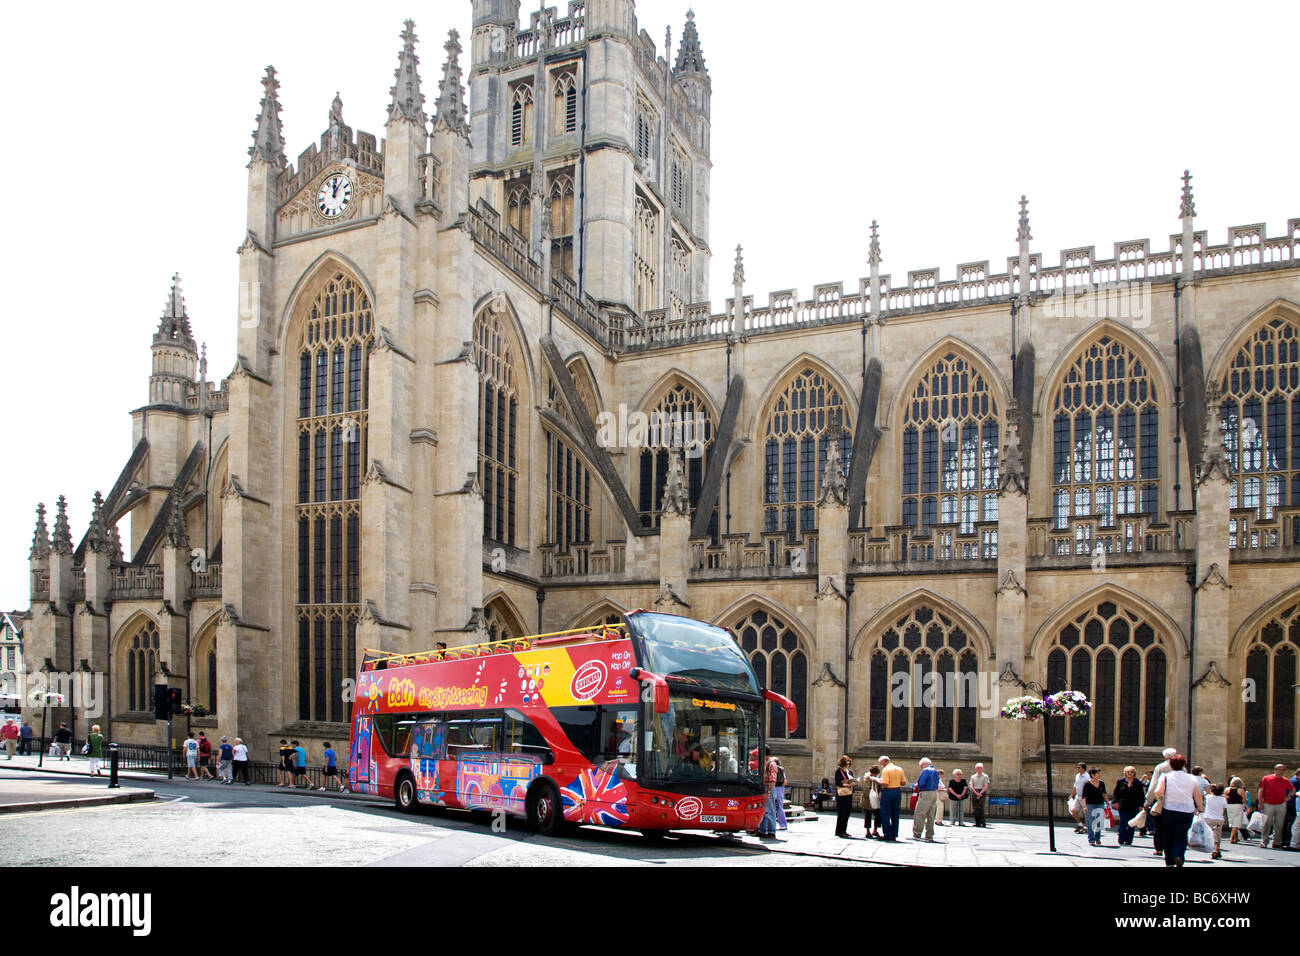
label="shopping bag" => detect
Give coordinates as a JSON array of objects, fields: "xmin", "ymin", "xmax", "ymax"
[
  {"xmin": 1187, "ymin": 814, "xmax": 1212, "ymax": 851},
  {"xmin": 870, "ymin": 788, "xmax": 881, "ymax": 810},
  {"xmin": 1128, "ymin": 808, "xmax": 1148, "ymax": 829},
  {"xmin": 1247, "ymin": 811, "xmax": 1265, "ymax": 834},
  {"xmin": 1104, "ymin": 806, "xmax": 1117, "ymax": 829}
]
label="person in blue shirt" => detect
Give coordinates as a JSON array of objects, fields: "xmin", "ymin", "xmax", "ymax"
[
  {"xmin": 319, "ymin": 742, "xmax": 347, "ymax": 792},
  {"xmin": 292, "ymin": 740, "xmax": 310, "ymax": 788},
  {"xmin": 912, "ymin": 757, "xmax": 942, "ymax": 842}
]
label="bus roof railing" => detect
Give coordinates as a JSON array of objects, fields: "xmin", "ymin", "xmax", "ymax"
[{"xmin": 360, "ymin": 622, "xmax": 627, "ymax": 670}]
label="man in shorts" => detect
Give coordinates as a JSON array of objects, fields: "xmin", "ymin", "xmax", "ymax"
[
  {"xmin": 292, "ymin": 740, "xmax": 311, "ymax": 788},
  {"xmin": 197, "ymin": 731, "xmax": 214, "ymax": 780},
  {"xmin": 318, "ymin": 742, "xmax": 347, "ymax": 792},
  {"xmin": 182, "ymin": 731, "xmax": 200, "ymax": 779},
  {"xmin": 277, "ymin": 739, "xmax": 295, "ymax": 787},
  {"xmin": 54, "ymin": 723, "xmax": 73, "ymax": 761}
]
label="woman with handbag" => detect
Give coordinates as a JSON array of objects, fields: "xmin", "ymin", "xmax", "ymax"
[
  {"xmin": 1152, "ymin": 753, "xmax": 1204, "ymax": 867},
  {"xmin": 862, "ymin": 764, "xmax": 883, "ymax": 838},
  {"xmin": 834, "ymin": 755, "xmax": 859, "ymax": 839}
]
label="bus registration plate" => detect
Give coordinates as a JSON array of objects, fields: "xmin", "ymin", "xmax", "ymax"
[{"xmin": 701, "ymin": 814, "xmax": 727, "ymax": 823}]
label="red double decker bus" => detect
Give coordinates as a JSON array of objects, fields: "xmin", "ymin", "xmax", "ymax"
[{"xmin": 348, "ymin": 610, "xmax": 797, "ymax": 836}]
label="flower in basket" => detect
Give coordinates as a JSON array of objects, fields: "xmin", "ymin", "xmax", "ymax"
[
  {"xmin": 179, "ymin": 702, "xmax": 209, "ymax": 717},
  {"xmin": 1000, "ymin": 690, "xmax": 1091, "ymax": 721}
]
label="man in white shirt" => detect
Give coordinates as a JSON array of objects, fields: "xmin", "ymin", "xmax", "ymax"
[
  {"xmin": 970, "ymin": 763, "xmax": 991, "ymax": 827},
  {"xmin": 1071, "ymin": 761, "xmax": 1088, "ymax": 833},
  {"xmin": 1144, "ymin": 747, "xmax": 1177, "ymax": 856}
]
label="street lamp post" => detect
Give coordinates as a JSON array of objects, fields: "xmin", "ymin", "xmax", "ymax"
[{"xmin": 1023, "ymin": 680, "xmax": 1058, "ymax": 854}]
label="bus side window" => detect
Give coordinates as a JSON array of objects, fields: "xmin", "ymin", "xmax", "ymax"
[
  {"xmin": 472, "ymin": 711, "xmax": 502, "ymax": 751},
  {"xmin": 504, "ymin": 709, "xmax": 553, "ymax": 763}
]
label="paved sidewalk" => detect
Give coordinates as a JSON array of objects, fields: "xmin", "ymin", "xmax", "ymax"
[
  {"xmin": 0, "ymin": 768, "xmax": 155, "ymax": 814},
  {"xmin": 723, "ymin": 807, "xmax": 1300, "ymax": 867}
]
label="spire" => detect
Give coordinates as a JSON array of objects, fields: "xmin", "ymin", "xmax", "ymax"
[
  {"xmin": 154, "ymin": 273, "xmax": 197, "ymax": 351},
  {"xmin": 1017, "ymin": 195, "xmax": 1032, "ymax": 243},
  {"xmin": 107, "ymin": 520, "xmax": 124, "ymax": 564},
  {"xmin": 330, "ymin": 91, "xmax": 344, "ymax": 126},
  {"xmin": 87, "ymin": 491, "xmax": 110, "ymax": 554},
  {"xmin": 433, "ymin": 29, "xmax": 470, "ymax": 139},
  {"xmin": 661, "ymin": 445, "xmax": 690, "ymax": 516},
  {"xmin": 1180, "ymin": 169, "xmax": 1196, "ymax": 220},
  {"xmin": 1200, "ymin": 381, "xmax": 1232, "ymax": 484},
  {"xmin": 388, "ymin": 20, "xmax": 427, "ymax": 125},
  {"xmin": 732, "ymin": 244, "xmax": 744, "ymax": 287},
  {"xmin": 674, "ymin": 9, "xmax": 708, "ymax": 76},
  {"xmin": 51, "ymin": 495, "xmax": 74, "ymax": 555},
  {"xmin": 165, "ymin": 495, "xmax": 190, "ymax": 550},
  {"xmin": 999, "ymin": 400, "xmax": 1028, "ymax": 495},
  {"xmin": 868, "ymin": 219, "xmax": 881, "ymax": 266},
  {"xmin": 30, "ymin": 503, "xmax": 50, "ymax": 560},
  {"xmin": 817, "ymin": 433, "xmax": 848, "ymax": 506},
  {"xmin": 249, "ymin": 66, "xmax": 286, "ymax": 168}
]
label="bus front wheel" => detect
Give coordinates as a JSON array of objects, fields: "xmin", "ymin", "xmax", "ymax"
[
  {"xmin": 394, "ymin": 773, "xmax": 417, "ymax": 814},
  {"xmin": 528, "ymin": 781, "xmax": 562, "ymax": 837}
]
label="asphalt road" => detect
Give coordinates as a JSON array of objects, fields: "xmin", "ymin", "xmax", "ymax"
[{"xmin": 0, "ymin": 769, "xmax": 850, "ymax": 867}]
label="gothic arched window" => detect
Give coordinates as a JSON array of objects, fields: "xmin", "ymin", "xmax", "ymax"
[
  {"xmin": 124, "ymin": 619, "xmax": 159, "ymax": 712},
  {"xmin": 1044, "ymin": 599, "xmax": 1167, "ymax": 747},
  {"xmin": 553, "ymin": 72, "xmax": 576, "ymax": 134},
  {"xmin": 900, "ymin": 353, "xmax": 999, "ymax": 537},
  {"xmin": 735, "ymin": 609, "xmax": 806, "ymax": 740},
  {"xmin": 510, "ymin": 83, "xmax": 533, "ymax": 147},
  {"xmin": 667, "ymin": 237, "xmax": 689, "ymax": 323},
  {"xmin": 637, "ymin": 381, "xmax": 715, "ymax": 537},
  {"xmin": 484, "ymin": 600, "xmax": 523, "ymax": 644},
  {"xmin": 507, "ymin": 183, "xmax": 530, "ymax": 242},
  {"xmin": 866, "ymin": 606, "xmax": 979, "ymax": 744},
  {"xmin": 549, "ymin": 174, "xmax": 575, "ymax": 277},
  {"xmin": 545, "ymin": 430, "xmax": 591, "ymax": 558},
  {"xmin": 762, "ymin": 368, "xmax": 851, "ymax": 535},
  {"xmin": 634, "ymin": 196, "xmax": 658, "ymax": 315},
  {"xmin": 1219, "ymin": 316, "xmax": 1300, "ymax": 543},
  {"xmin": 1051, "ymin": 336, "xmax": 1159, "ymax": 539},
  {"xmin": 475, "ymin": 307, "xmax": 520, "ymax": 547},
  {"xmin": 670, "ymin": 150, "xmax": 688, "ymax": 211},
  {"xmin": 1243, "ymin": 601, "xmax": 1300, "ymax": 750},
  {"xmin": 296, "ymin": 271, "xmax": 370, "ymax": 723}
]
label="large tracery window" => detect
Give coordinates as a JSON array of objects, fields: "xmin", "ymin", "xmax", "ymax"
[
  {"xmin": 1044, "ymin": 599, "xmax": 1167, "ymax": 747},
  {"xmin": 296, "ymin": 272, "xmax": 369, "ymax": 723},
  {"xmin": 124, "ymin": 618, "xmax": 159, "ymax": 712},
  {"xmin": 1243, "ymin": 602, "xmax": 1300, "ymax": 750},
  {"xmin": 1051, "ymin": 336, "xmax": 1159, "ymax": 539},
  {"xmin": 866, "ymin": 606, "xmax": 979, "ymax": 744},
  {"xmin": 1219, "ymin": 316, "xmax": 1300, "ymax": 545},
  {"xmin": 637, "ymin": 381, "xmax": 716, "ymax": 539},
  {"xmin": 475, "ymin": 308, "xmax": 520, "ymax": 548},
  {"xmin": 735, "ymin": 609, "xmax": 807, "ymax": 740},
  {"xmin": 900, "ymin": 353, "xmax": 999, "ymax": 538},
  {"xmin": 667, "ymin": 237, "xmax": 689, "ymax": 323},
  {"xmin": 762, "ymin": 368, "xmax": 851, "ymax": 535}
]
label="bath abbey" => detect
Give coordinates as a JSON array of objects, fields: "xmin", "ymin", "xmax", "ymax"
[{"xmin": 17, "ymin": 0, "xmax": 1299, "ymax": 793}]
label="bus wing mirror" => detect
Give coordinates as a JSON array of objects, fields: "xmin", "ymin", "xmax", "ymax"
[
  {"xmin": 763, "ymin": 689, "xmax": 798, "ymax": 734},
  {"xmin": 630, "ymin": 667, "xmax": 671, "ymax": 715}
]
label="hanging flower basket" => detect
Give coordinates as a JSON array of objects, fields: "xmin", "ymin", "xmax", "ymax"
[
  {"xmin": 179, "ymin": 702, "xmax": 208, "ymax": 717},
  {"xmin": 1000, "ymin": 690, "xmax": 1091, "ymax": 721}
]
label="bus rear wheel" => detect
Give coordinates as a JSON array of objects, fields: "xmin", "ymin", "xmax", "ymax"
[
  {"xmin": 394, "ymin": 773, "xmax": 417, "ymax": 814},
  {"xmin": 528, "ymin": 781, "xmax": 562, "ymax": 837}
]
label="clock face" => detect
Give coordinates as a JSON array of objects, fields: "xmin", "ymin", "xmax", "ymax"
[{"xmin": 317, "ymin": 173, "xmax": 353, "ymax": 220}]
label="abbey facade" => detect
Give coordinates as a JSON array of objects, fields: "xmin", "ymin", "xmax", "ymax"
[{"xmin": 19, "ymin": 0, "xmax": 1300, "ymax": 793}]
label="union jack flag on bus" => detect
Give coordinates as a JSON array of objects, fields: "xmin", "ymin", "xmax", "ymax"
[{"xmin": 560, "ymin": 764, "xmax": 630, "ymax": 827}]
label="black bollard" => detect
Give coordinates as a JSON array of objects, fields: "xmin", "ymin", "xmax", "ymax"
[{"xmin": 107, "ymin": 742, "xmax": 120, "ymax": 789}]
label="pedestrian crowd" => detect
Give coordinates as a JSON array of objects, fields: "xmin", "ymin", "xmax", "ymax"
[{"xmin": 1064, "ymin": 748, "xmax": 1299, "ymax": 866}]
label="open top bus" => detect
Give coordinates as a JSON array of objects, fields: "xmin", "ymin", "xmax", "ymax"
[{"xmin": 348, "ymin": 609, "xmax": 797, "ymax": 836}]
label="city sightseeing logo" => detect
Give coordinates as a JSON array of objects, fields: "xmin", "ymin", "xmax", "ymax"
[{"xmin": 570, "ymin": 660, "xmax": 607, "ymax": 701}]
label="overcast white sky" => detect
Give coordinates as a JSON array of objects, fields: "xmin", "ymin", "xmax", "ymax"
[{"xmin": 1, "ymin": 0, "xmax": 1296, "ymax": 612}]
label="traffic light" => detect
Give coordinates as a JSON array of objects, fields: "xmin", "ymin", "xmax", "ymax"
[
  {"xmin": 153, "ymin": 684, "xmax": 170, "ymax": 721},
  {"xmin": 168, "ymin": 688, "xmax": 183, "ymax": 716}
]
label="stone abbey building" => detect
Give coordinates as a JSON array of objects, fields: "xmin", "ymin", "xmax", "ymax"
[{"xmin": 19, "ymin": 0, "xmax": 1300, "ymax": 794}]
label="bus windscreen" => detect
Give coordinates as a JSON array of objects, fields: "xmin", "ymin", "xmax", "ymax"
[{"xmin": 626, "ymin": 612, "xmax": 760, "ymax": 695}]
